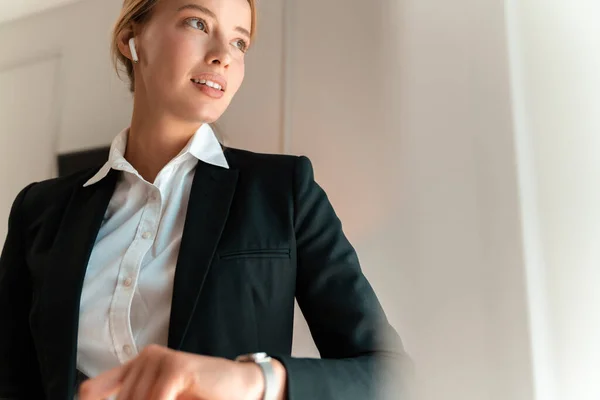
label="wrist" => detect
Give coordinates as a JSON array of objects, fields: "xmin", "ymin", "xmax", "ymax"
[
  {"xmin": 271, "ymin": 358, "xmax": 287, "ymax": 400},
  {"xmin": 234, "ymin": 355, "xmax": 287, "ymax": 400},
  {"xmin": 236, "ymin": 361, "xmax": 264, "ymax": 400}
]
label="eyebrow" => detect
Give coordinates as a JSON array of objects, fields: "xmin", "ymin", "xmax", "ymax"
[{"xmin": 177, "ymin": 4, "xmax": 251, "ymax": 39}]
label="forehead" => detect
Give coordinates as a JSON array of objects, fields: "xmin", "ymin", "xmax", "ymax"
[{"xmin": 153, "ymin": 0, "xmax": 251, "ymax": 24}]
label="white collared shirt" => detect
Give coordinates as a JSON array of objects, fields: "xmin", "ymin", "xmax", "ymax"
[{"xmin": 76, "ymin": 124, "xmax": 228, "ymax": 379}]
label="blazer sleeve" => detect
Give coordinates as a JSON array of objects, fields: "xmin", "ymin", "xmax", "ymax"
[
  {"xmin": 0, "ymin": 183, "xmax": 45, "ymax": 399},
  {"xmin": 272, "ymin": 156, "xmax": 413, "ymax": 400}
]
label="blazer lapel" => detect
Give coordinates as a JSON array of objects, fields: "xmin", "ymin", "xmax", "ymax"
[
  {"xmin": 40, "ymin": 169, "xmax": 117, "ymax": 400},
  {"xmin": 168, "ymin": 160, "xmax": 239, "ymax": 350}
]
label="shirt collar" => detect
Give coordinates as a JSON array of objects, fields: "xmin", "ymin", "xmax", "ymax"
[{"xmin": 83, "ymin": 124, "xmax": 229, "ymax": 187}]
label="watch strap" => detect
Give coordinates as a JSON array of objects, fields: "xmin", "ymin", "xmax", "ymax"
[
  {"xmin": 256, "ymin": 356, "xmax": 277, "ymax": 400},
  {"xmin": 236, "ymin": 352, "xmax": 278, "ymax": 400}
]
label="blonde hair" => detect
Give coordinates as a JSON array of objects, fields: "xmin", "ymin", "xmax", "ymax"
[{"xmin": 111, "ymin": 0, "xmax": 257, "ymax": 93}]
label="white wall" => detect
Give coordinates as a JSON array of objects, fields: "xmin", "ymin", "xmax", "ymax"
[
  {"xmin": 278, "ymin": 0, "xmax": 534, "ymax": 398},
  {"xmin": 0, "ymin": 0, "xmax": 86, "ymax": 25},
  {"xmin": 0, "ymin": 0, "xmax": 135, "ymax": 255},
  {"xmin": 0, "ymin": 58, "xmax": 60, "ymax": 242},
  {"xmin": 0, "ymin": 0, "xmax": 131, "ymax": 154},
  {"xmin": 392, "ymin": 1, "xmax": 534, "ymax": 398},
  {"xmin": 506, "ymin": 1, "xmax": 600, "ymax": 400}
]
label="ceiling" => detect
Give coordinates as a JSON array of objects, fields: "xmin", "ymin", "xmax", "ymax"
[{"xmin": 0, "ymin": 0, "xmax": 85, "ymax": 25}]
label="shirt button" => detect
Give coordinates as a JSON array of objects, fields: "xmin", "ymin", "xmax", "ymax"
[
  {"xmin": 123, "ymin": 277, "xmax": 133, "ymax": 287},
  {"xmin": 123, "ymin": 345, "xmax": 133, "ymax": 356},
  {"xmin": 142, "ymin": 231, "xmax": 152, "ymax": 239}
]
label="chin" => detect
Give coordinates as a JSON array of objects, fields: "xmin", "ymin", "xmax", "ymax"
[
  {"xmin": 179, "ymin": 104, "xmax": 222, "ymax": 124},
  {"xmin": 195, "ymin": 112, "xmax": 220, "ymax": 124}
]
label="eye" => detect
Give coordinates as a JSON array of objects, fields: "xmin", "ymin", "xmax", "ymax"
[
  {"xmin": 233, "ymin": 39, "xmax": 248, "ymax": 52},
  {"xmin": 185, "ymin": 17, "xmax": 207, "ymax": 32}
]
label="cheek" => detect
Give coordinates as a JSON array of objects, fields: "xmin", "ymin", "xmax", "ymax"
[
  {"xmin": 229, "ymin": 58, "xmax": 246, "ymax": 94},
  {"xmin": 146, "ymin": 34, "xmax": 199, "ymax": 85},
  {"xmin": 173, "ymin": 37, "xmax": 203, "ymax": 69}
]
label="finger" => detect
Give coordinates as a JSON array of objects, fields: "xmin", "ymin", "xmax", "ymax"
[
  {"xmin": 176, "ymin": 394, "xmax": 205, "ymax": 400},
  {"xmin": 78, "ymin": 363, "xmax": 130, "ymax": 400},
  {"xmin": 129, "ymin": 354, "xmax": 163, "ymax": 400},
  {"xmin": 149, "ymin": 374, "xmax": 185, "ymax": 400},
  {"xmin": 116, "ymin": 359, "xmax": 145, "ymax": 400}
]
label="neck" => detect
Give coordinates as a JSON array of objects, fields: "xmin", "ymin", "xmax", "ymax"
[{"xmin": 125, "ymin": 100, "xmax": 203, "ymax": 183}]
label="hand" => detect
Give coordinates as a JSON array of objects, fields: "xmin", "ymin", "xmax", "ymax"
[{"xmin": 78, "ymin": 344, "xmax": 264, "ymax": 400}]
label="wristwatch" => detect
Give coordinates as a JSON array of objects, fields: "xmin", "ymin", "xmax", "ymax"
[{"xmin": 235, "ymin": 352, "xmax": 277, "ymax": 400}]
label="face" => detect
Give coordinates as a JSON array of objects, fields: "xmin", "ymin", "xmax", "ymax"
[{"xmin": 122, "ymin": 0, "xmax": 252, "ymax": 124}]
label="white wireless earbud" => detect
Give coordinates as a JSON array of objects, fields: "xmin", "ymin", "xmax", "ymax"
[{"xmin": 129, "ymin": 37, "xmax": 139, "ymax": 64}]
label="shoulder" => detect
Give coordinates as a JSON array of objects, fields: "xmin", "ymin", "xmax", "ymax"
[
  {"xmin": 222, "ymin": 148, "xmax": 319, "ymax": 207},
  {"xmin": 18, "ymin": 165, "xmax": 101, "ymax": 215},
  {"xmin": 224, "ymin": 147, "xmax": 297, "ymax": 170},
  {"xmin": 223, "ymin": 147, "xmax": 315, "ymax": 181}
]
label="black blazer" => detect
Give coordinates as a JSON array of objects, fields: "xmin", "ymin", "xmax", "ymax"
[{"xmin": 0, "ymin": 148, "xmax": 408, "ymax": 400}]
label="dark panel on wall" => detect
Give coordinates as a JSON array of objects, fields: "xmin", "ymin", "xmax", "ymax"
[{"xmin": 57, "ymin": 147, "xmax": 109, "ymax": 177}]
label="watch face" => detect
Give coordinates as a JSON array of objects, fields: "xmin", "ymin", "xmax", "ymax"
[
  {"xmin": 253, "ymin": 352, "xmax": 268, "ymax": 361},
  {"xmin": 235, "ymin": 352, "xmax": 270, "ymax": 362}
]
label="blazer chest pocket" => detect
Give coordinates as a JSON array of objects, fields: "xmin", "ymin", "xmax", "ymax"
[{"xmin": 218, "ymin": 248, "xmax": 291, "ymax": 261}]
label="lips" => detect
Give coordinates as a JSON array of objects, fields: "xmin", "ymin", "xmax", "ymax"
[
  {"xmin": 191, "ymin": 79, "xmax": 225, "ymax": 99},
  {"xmin": 190, "ymin": 73, "xmax": 227, "ymax": 92}
]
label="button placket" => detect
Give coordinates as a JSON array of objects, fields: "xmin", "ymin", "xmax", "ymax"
[
  {"xmin": 109, "ymin": 276, "xmax": 137, "ymax": 363},
  {"xmin": 83, "ymin": 138, "xmax": 210, "ymax": 374},
  {"xmin": 109, "ymin": 182, "xmax": 160, "ymax": 364},
  {"xmin": 138, "ymin": 184, "xmax": 157, "ymax": 236}
]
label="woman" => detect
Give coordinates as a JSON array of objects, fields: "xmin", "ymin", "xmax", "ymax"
[{"xmin": 0, "ymin": 0, "xmax": 407, "ymax": 399}]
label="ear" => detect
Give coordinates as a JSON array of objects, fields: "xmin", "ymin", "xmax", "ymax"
[{"xmin": 117, "ymin": 26, "xmax": 136, "ymax": 62}]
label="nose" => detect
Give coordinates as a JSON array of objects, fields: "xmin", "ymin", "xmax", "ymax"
[{"xmin": 204, "ymin": 38, "xmax": 232, "ymax": 68}]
